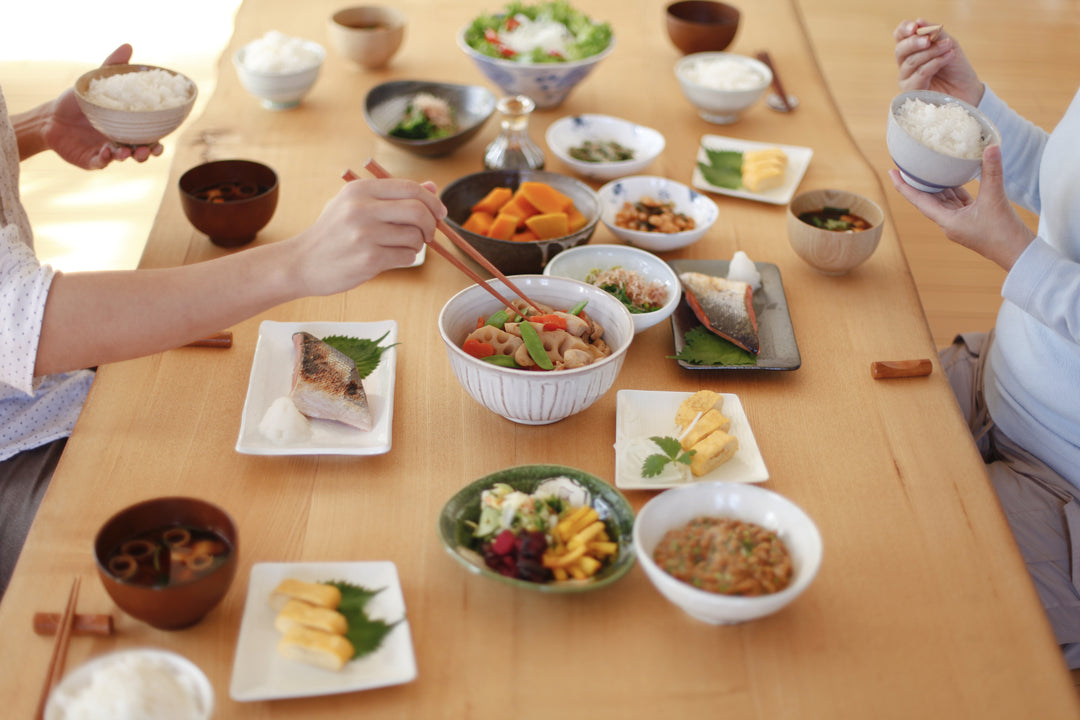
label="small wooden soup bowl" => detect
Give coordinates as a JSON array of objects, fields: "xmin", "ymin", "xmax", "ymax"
[{"xmin": 94, "ymin": 496, "xmax": 238, "ymax": 630}]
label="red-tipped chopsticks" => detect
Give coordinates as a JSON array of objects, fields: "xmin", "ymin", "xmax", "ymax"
[
  {"xmin": 35, "ymin": 577, "xmax": 80, "ymax": 719},
  {"xmin": 344, "ymin": 160, "xmax": 542, "ymax": 314}
]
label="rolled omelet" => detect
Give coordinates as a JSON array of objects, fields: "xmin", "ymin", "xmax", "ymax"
[
  {"xmin": 689, "ymin": 429, "xmax": 739, "ymax": 477},
  {"xmin": 277, "ymin": 625, "xmax": 355, "ymax": 672},
  {"xmin": 675, "ymin": 390, "xmax": 724, "ymax": 429},
  {"xmin": 270, "ymin": 578, "xmax": 342, "ymax": 610},
  {"xmin": 679, "ymin": 409, "xmax": 733, "ymax": 451},
  {"xmin": 274, "ymin": 599, "xmax": 348, "ymax": 636}
]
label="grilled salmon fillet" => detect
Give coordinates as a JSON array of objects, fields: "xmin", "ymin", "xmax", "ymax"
[
  {"xmin": 289, "ymin": 332, "xmax": 373, "ymax": 431},
  {"xmin": 679, "ymin": 272, "xmax": 759, "ymax": 354}
]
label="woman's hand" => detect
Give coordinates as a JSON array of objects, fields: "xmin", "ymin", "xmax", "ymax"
[
  {"xmin": 889, "ymin": 145, "xmax": 1034, "ymax": 271},
  {"xmin": 44, "ymin": 44, "xmax": 164, "ymax": 169},
  {"xmin": 893, "ymin": 19, "xmax": 983, "ymax": 106},
  {"xmin": 286, "ymin": 178, "xmax": 447, "ymax": 297}
]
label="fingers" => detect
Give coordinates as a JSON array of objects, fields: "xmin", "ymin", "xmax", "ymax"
[
  {"xmin": 102, "ymin": 44, "xmax": 134, "ymax": 67},
  {"xmin": 978, "ymin": 144, "xmax": 1005, "ymax": 192}
]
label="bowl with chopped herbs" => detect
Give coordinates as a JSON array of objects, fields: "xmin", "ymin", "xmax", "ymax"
[
  {"xmin": 458, "ymin": 1, "xmax": 615, "ymax": 109},
  {"xmin": 543, "ymin": 243, "xmax": 681, "ymax": 333},
  {"xmin": 546, "ymin": 114, "xmax": 666, "ymax": 181},
  {"xmin": 364, "ymin": 80, "xmax": 497, "ymax": 157}
]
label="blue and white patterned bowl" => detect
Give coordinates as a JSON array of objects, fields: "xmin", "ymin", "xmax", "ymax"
[
  {"xmin": 597, "ymin": 176, "xmax": 718, "ymax": 252},
  {"xmin": 457, "ymin": 26, "xmax": 615, "ymax": 110}
]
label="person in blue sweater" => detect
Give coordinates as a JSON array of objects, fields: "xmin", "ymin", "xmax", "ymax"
[{"xmin": 892, "ymin": 19, "xmax": 1080, "ymax": 667}]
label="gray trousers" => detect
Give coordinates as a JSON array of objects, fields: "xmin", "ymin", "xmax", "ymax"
[
  {"xmin": 0, "ymin": 437, "xmax": 66, "ymax": 599},
  {"xmin": 941, "ymin": 333, "xmax": 1080, "ymax": 667}
]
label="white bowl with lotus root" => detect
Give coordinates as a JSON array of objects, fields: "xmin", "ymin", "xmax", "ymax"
[{"xmin": 437, "ymin": 275, "xmax": 634, "ymax": 425}]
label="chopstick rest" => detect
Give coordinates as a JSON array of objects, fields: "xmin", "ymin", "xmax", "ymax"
[
  {"xmin": 33, "ymin": 612, "xmax": 114, "ymax": 637},
  {"xmin": 871, "ymin": 358, "xmax": 933, "ymax": 379},
  {"xmin": 184, "ymin": 331, "xmax": 233, "ymax": 349}
]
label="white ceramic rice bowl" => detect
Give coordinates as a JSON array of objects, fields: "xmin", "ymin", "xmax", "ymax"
[
  {"xmin": 674, "ymin": 52, "xmax": 771, "ymax": 124},
  {"xmin": 887, "ymin": 89, "xmax": 1001, "ymax": 193},
  {"xmin": 542, "ymin": 244, "xmax": 681, "ymax": 334},
  {"xmin": 233, "ymin": 40, "xmax": 326, "ymax": 110},
  {"xmin": 438, "ymin": 275, "xmax": 634, "ymax": 425},
  {"xmin": 73, "ymin": 64, "xmax": 197, "ymax": 145},
  {"xmin": 597, "ymin": 175, "xmax": 718, "ymax": 252},
  {"xmin": 633, "ymin": 482, "xmax": 823, "ymax": 625},
  {"xmin": 45, "ymin": 648, "xmax": 213, "ymax": 720},
  {"xmin": 545, "ymin": 114, "xmax": 666, "ymax": 181}
]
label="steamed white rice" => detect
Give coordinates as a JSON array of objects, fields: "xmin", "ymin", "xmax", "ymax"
[
  {"xmin": 241, "ymin": 31, "xmax": 322, "ymax": 74},
  {"xmin": 47, "ymin": 653, "xmax": 206, "ymax": 720},
  {"xmin": 895, "ymin": 97, "xmax": 987, "ymax": 159},
  {"xmin": 85, "ymin": 69, "xmax": 192, "ymax": 111},
  {"xmin": 682, "ymin": 57, "xmax": 765, "ymax": 91}
]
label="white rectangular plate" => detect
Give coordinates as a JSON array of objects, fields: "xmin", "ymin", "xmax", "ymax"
[
  {"xmin": 236, "ymin": 320, "xmax": 396, "ymax": 456},
  {"xmin": 230, "ymin": 561, "xmax": 417, "ymax": 702},
  {"xmin": 614, "ymin": 390, "xmax": 769, "ymax": 490},
  {"xmin": 691, "ymin": 135, "xmax": 813, "ymax": 205}
]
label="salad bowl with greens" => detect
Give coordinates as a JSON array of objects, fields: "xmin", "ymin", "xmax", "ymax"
[
  {"xmin": 438, "ymin": 464, "xmax": 636, "ymax": 593},
  {"xmin": 458, "ymin": 1, "xmax": 615, "ymax": 108}
]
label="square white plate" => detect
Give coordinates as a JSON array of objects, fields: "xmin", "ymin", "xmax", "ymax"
[
  {"xmin": 236, "ymin": 320, "xmax": 397, "ymax": 456},
  {"xmin": 230, "ymin": 561, "xmax": 417, "ymax": 702},
  {"xmin": 691, "ymin": 135, "xmax": 813, "ymax": 205},
  {"xmin": 614, "ymin": 390, "xmax": 769, "ymax": 489}
]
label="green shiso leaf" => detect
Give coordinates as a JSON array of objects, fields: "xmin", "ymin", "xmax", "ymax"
[
  {"xmin": 669, "ymin": 326, "xmax": 757, "ymax": 366},
  {"xmin": 326, "ymin": 581, "xmax": 401, "ymax": 659},
  {"xmin": 697, "ymin": 149, "xmax": 743, "ymax": 190},
  {"xmin": 641, "ymin": 436, "xmax": 695, "ymax": 478},
  {"xmin": 321, "ymin": 332, "xmax": 398, "ymax": 379}
]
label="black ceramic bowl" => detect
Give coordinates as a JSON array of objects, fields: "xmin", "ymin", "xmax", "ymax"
[
  {"xmin": 364, "ymin": 80, "xmax": 497, "ymax": 158},
  {"xmin": 178, "ymin": 159, "xmax": 278, "ymax": 248},
  {"xmin": 440, "ymin": 169, "xmax": 600, "ymax": 275}
]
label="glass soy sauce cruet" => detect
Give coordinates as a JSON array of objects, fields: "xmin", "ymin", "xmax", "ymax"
[{"xmin": 483, "ymin": 94, "xmax": 545, "ymax": 171}]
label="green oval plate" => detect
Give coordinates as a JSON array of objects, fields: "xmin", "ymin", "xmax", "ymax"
[{"xmin": 437, "ymin": 464, "xmax": 636, "ymax": 593}]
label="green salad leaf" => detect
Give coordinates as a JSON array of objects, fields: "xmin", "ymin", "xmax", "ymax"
[
  {"xmin": 669, "ymin": 326, "xmax": 757, "ymax": 366},
  {"xmin": 326, "ymin": 581, "xmax": 401, "ymax": 659},
  {"xmin": 464, "ymin": 1, "xmax": 612, "ymax": 63},
  {"xmin": 642, "ymin": 436, "xmax": 695, "ymax": 478},
  {"xmin": 697, "ymin": 148, "xmax": 743, "ymax": 190},
  {"xmin": 322, "ymin": 332, "xmax": 398, "ymax": 379}
]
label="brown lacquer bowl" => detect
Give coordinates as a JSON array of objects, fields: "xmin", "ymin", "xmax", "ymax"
[
  {"xmin": 179, "ymin": 159, "xmax": 279, "ymax": 248},
  {"xmin": 94, "ymin": 496, "xmax": 238, "ymax": 630},
  {"xmin": 665, "ymin": 1, "xmax": 741, "ymax": 55}
]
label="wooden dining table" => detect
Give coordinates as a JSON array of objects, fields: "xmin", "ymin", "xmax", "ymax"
[{"xmin": 4, "ymin": 0, "xmax": 1079, "ymax": 717}]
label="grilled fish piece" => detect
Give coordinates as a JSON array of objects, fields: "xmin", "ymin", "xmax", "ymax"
[
  {"xmin": 289, "ymin": 332, "xmax": 373, "ymax": 431},
  {"xmin": 679, "ymin": 272, "xmax": 759, "ymax": 354}
]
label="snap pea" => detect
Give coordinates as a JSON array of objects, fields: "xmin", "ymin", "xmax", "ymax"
[
  {"xmin": 568, "ymin": 300, "xmax": 588, "ymax": 315},
  {"xmin": 518, "ymin": 321, "xmax": 554, "ymax": 370},
  {"xmin": 485, "ymin": 309, "xmax": 514, "ymax": 328},
  {"xmin": 483, "ymin": 354, "xmax": 520, "ymax": 368}
]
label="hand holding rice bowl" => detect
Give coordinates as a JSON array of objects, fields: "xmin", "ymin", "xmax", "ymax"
[
  {"xmin": 675, "ymin": 52, "xmax": 771, "ymax": 124},
  {"xmin": 887, "ymin": 89, "xmax": 1001, "ymax": 192},
  {"xmin": 234, "ymin": 31, "xmax": 326, "ymax": 109},
  {"xmin": 74, "ymin": 64, "xmax": 197, "ymax": 145}
]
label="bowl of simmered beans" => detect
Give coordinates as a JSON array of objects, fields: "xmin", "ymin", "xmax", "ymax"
[
  {"xmin": 597, "ymin": 175, "xmax": 717, "ymax": 252},
  {"xmin": 632, "ymin": 481, "xmax": 822, "ymax": 624}
]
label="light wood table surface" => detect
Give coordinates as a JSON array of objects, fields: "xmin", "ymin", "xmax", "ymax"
[{"xmin": 4, "ymin": 0, "xmax": 1078, "ymax": 717}]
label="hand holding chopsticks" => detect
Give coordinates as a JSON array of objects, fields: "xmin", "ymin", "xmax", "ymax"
[
  {"xmin": 35, "ymin": 577, "xmax": 80, "ymax": 719},
  {"xmin": 344, "ymin": 160, "xmax": 542, "ymax": 314}
]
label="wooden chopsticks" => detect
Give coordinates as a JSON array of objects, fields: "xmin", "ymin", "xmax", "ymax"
[
  {"xmin": 756, "ymin": 51, "xmax": 794, "ymax": 113},
  {"xmin": 35, "ymin": 577, "xmax": 81, "ymax": 719},
  {"xmin": 344, "ymin": 160, "xmax": 542, "ymax": 314}
]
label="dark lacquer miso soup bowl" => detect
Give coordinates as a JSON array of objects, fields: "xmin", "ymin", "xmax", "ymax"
[
  {"xmin": 94, "ymin": 496, "xmax": 238, "ymax": 630},
  {"xmin": 179, "ymin": 159, "xmax": 278, "ymax": 248}
]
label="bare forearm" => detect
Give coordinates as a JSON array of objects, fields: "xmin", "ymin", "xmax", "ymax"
[
  {"xmin": 35, "ymin": 241, "xmax": 300, "ymax": 375},
  {"xmin": 10, "ymin": 102, "xmax": 52, "ymax": 160}
]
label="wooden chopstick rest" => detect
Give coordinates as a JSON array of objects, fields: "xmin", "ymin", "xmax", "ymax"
[
  {"xmin": 34, "ymin": 612, "xmax": 114, "ymax": 637},
  {"xmin": 871, "ymin": 358, "xmax": 933, "ymax": 379}
]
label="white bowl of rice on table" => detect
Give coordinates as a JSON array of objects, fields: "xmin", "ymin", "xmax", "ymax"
[
  {"xmin": 887, "ymin": 89, "xmax": 1001, "ymax": 193},
  {"xmin": 234, "ymin": 31, "xmax": 326, "ymax": 110},
  {"xmin": 543, "ymin": 243, "xmax": 681, "ymax": 334},
  {"xmin": 674, "ymin": 51, "xmax": 771, "ymax": 124},
  {"xmin": 74, "ymin": 64, "xmax": 197, "ymax": 145}
]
